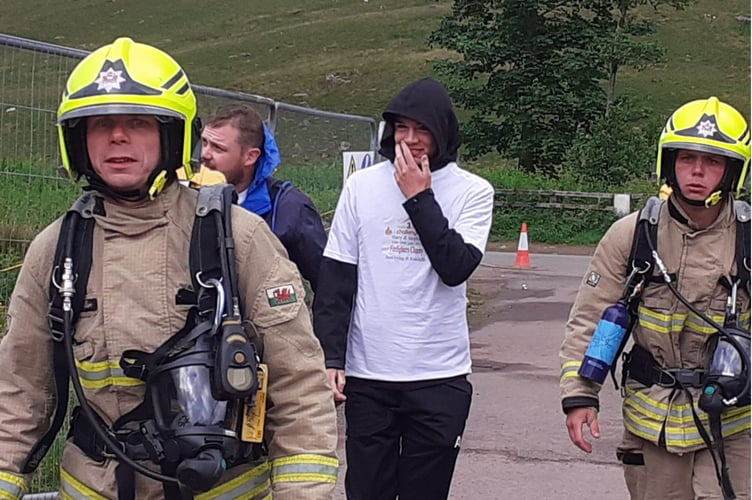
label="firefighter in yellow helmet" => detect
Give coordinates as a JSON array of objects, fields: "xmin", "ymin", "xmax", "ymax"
[
  {"xmin": 560, "ymin": 97, "xmax": 750, "ymax": 499},
  {"xmin": 0, "ymin": 38, "xmax": 337, "ymax": 499}
]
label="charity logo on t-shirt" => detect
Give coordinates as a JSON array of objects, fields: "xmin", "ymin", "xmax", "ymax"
[{"xmin": 381, "ymin": 219, "xmax": 426, "ymax": 262}]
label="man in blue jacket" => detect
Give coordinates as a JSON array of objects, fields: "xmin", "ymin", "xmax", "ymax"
[{"xmin": 201, "ymin": 104, "xmax": 327, "ymax": 291}]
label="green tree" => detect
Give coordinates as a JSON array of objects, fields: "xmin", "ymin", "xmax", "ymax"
[
  {"xmin": 562, "ymin": 98, "xmax": 663, "ymax": 187},
  {"xmin": 604, "ymin": 1, "xmax": 693, "ymax": 117},
  {"xmin": 429, "ymin": 0, "xmax": 692, "ymax": 173},
  {"xmin": 430, "ymin": 0, "xmax": 612, "ymax": 174}
]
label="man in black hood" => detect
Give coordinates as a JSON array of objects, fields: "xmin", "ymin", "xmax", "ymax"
[
  {"xmin": 314, "ymin": 78, "xmax": 495, "ymax": 499},
  {"xmin": 378, "ymin": 77, "xmax": 462, "ymax": 172}
]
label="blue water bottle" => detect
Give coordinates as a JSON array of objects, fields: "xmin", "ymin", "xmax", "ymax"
[{"xmin": 578, "ymin": 301, "xmax": 630, "ymax": 384}]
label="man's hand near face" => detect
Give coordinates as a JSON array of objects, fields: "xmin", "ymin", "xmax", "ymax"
[{"xmin": 394, "ymin": 141, "xmax": 431, "ymax": 199}]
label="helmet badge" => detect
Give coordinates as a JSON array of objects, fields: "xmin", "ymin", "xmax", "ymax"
[
  {"xmin": 68, "ymin": 59, "xmax": 160, "ymax": 100},
  {"xmin": 95, "ymin": 67, "xmax": 126, "ymax": 93},
  {"xmin": 696, "ymin": 119, "xmax": 718, "ymax": 138}
]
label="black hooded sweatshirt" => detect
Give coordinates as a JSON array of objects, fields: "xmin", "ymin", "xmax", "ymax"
[{"xmin": 314, "ymin": 78, "xmax": 484, "ymax": 369}]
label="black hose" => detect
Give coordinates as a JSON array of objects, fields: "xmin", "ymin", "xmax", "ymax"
[{"xmin": 59, "ymin": 218, "xmax": 181, "ymax": 486}]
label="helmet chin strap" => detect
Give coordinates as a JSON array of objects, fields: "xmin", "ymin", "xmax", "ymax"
[
  {"xmin": 84, "ymin": 166, "xmax": 171, "ymax": 202},
  {"xmin": 673, "ymin": 185, "xmax": 724, "ymax": 208}
]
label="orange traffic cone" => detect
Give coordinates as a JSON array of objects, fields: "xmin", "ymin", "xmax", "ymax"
[{"xmin": 514, "ymin": 222, "xmax": 531, "ymax": 268}]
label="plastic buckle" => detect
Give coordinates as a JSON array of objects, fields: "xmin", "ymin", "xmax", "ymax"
[
  {"xmin": 99, "ymin": 433, "xmax": 127, "ymax": 460},
  {"xmin": 656, "ymin": 368, "xmax": 705, "ymax": 389},
  {"xmin": 655, "ymin": 368, "xmax": 677, "ymax": 389},
  {"xmin": 672, "ymin": 369, "xmax": 706, "ymax": 389},
  {"xmin": 122, "ymin": 361, "xmax": 148, "ymax": 381}
]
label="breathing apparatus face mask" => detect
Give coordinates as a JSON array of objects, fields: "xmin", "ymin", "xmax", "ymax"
[
  {"xmin": 140, "ymin": 278, "xmax": 259, "ymax": 493},
  {"xmin": 699, "ymin": 282, "xmax": 751, "ymax": 413},
  {"xmin": 701, "ymin": 331, "xmax": 750, "ymax": 410},
  {"xmin": 112, "ymin": 270, "xmax": 261, "ymax": 496}
]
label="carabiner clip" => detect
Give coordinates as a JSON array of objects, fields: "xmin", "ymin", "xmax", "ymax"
[
  {"xmin": 195, "ymin": 273, "xmax": 225, "ymax": 336},
  {"xmin": 622, "ymin": 261, "xmax": 649, "ymax": 301}
]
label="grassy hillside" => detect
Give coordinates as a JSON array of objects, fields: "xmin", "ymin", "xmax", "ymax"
[{"xmin": 0, "ymin": 0, "xmax": 748, "ymax": 120}]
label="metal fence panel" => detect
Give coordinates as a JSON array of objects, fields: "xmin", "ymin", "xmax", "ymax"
[{"xmin": 0, "ymin": 31, "xmax": 376, "ymax": 311}]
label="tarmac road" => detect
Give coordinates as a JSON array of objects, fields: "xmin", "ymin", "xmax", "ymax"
[{"xmin": 333, "ymin": 251, "xmax": 629, "ymax": 500}]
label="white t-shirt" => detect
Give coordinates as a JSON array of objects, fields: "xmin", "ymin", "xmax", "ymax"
[
  {"xmin": 324, "ymin": 160, "xmax": 494, "ymax": 381},
  {"xmin": 237, "ymin": 188, "xmax": 248, "ymax": 205}
]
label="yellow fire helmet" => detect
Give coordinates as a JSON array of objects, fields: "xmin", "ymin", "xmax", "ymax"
[
  {"xmin": 656, "ymin": 96, "xmax": 751, "ymax": 207},
  {"xmin": 57, "ymin": 37, "xmax": 199, "ymax": 200}
]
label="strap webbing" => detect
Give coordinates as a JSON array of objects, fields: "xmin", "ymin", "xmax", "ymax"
[
  {"xmin": 22, "ymin": 193, "xmax": 99, "ymax": 473},
  {"xmin": 734, "ymin": 200, "xmax": 750, "ymax": 292},
  {"xmin": 190, "ymin": 184, "xmax": 238, "ymax": 317}
]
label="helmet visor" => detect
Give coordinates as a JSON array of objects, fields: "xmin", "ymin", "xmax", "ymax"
[
  {"xmin": 59, "ymin": 103, "xmax": 183, "ymax": 124},
  {"xmin": 662, "ymin": 141, "xmax": 747, "ymax": 163}
]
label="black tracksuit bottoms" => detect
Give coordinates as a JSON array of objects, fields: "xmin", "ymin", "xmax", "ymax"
[{"xmin": 343, "ymin": 375, "xmax": 473, "ymax": 500}]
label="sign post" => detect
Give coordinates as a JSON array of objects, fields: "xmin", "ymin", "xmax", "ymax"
[{"xmin": 342, "ymin": 151, "xmax": 374, "ymax": 188}]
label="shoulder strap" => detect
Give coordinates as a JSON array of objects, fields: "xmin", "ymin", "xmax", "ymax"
[
  {"xmin": 734, "ymin": 200, "xmax": 750, "ymax": 292},
  {"xmin": 191, "ymin": 183, "xmax": 261, "ymax": 397},
  {"xmin": 627, "ymin": 196, "xmax": 664, "ymax": 281},
  {"xmin": 191, "ymin": 183, "xmax": 238, "ymax": 318},
  {"xmin": 23, "ymin": 192, "xmax": 100, "ymax": 473},
  {"xmin": 609, "ymin": 197, "xmax": 664, "ymax": 390},
  {"xmin": 265, "ymin": 177, "xmax": 286, "ymax": 198},
  {"xmin": 265, "ymin": 178, "xmax": 293, "ymax": 234}
]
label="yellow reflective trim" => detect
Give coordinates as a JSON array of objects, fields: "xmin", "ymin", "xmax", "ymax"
[
  {"xmin": 625, "ymin": 387, "xmax": 672, "ymax": 411},
  {"xmin": 60, "ymin": 468, "xmax": 108, "ymax": 500},
  {"xmin": 624, "ymin": 388, "xmax": 751, "ymax": 448},
  {"xmin": 560, "ymin": 361, "xmax": 581, "ymax": 380},
  {"xmin": 638, "ymin": 306, "xmax": 709, "ymax": 335},
  {"xmin": 639, "ymin": 305, "xmax": 729, "ymax": 336},
  {"xmin": 0, "ymin": 470, "xmax": 27, "ymax": 500},
  {"xmin": 76, "ymin": 359, "xmax": 121, "ymax": 371},
  {"xmin": 271, "ymin": 454, "xmax": 338, "ymax": 468},
  {"xmin": 273, "ymin": 473, "xmax": 337, "ymax": 484},
  {"xmin": 624, "ymin": 419, "xmax": 660, "ymax": 442},
  {"xmin": 0, "ymin": 489, "xmax": 21, "ymax": 500},
  {"xmin": 75, "ymin": 359, "xmax": 144, "ymax": 389},
  {"xmin": 625, "ymin": 396, "xmax": 702, "ymax": 426},
  {"xmin": 638, "ymin": 307, "xmax": 673, "ymax": 322},
  {"xmin": 626, "ymin": 388, "xmax": 751, "ymax": 419},
  {"xmin": 0, "ymin": 473, "xmax": 25, "ymax": 488},
  {"xmin": 270, "ymin": 454, "xmax": 338, "ymax": 487},
  {"xmin": 685, "ymin": 312, "xmax": 724, "ymax": 334},
  {"xmin": 78, "ymin": 376, "xmax": 144, "ymax": 389},
  {"xmin": 624, "ymin": 401, "xmax": 664, "ymax": 431},
  {"xmin": 0, "ymin": 472, "xmax": 26, "ymax": 488},
  {"xmin": 625, "ymin": 394, "xmax": 749, "ymax": 437},
  {"xmin": 627, "ymin": 387, "xmax": 751, "ymax": 417},
  {"xmin": 638, "ymin": 315, "xmax": 672, "ymax": 334},
  {"xmin": 625, "ymin": 411, "xmax": 751, "ymax": 448},
  {"xmin": 195, "ymin": 461, "xmax": 271, "ymax": 500},
  {"xmin": 663, "ymin": 418, "xmax": 751, "ymax": 448}
]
